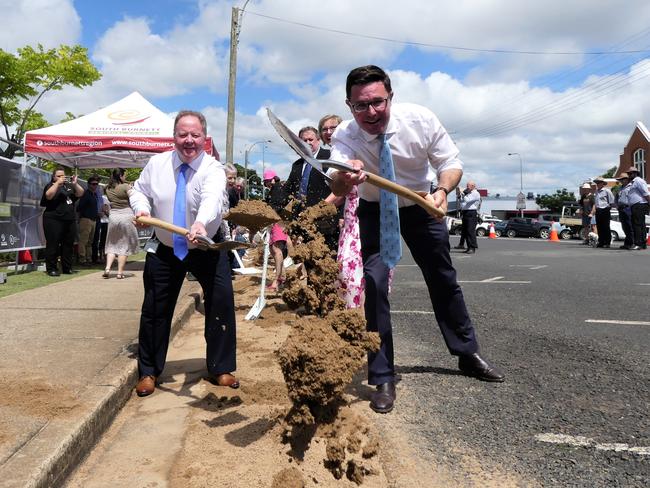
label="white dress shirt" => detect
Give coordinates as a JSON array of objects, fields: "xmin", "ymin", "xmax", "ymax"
[
  {"xmin": 330, "ymin": 103, "xmax": 462, "ymax": 207},
  {"xmin": 129, "ymin": 150, "xmax": 227, "ymax": 248},
  {"xmin": 628, "ymin": 176, "xmax": 650, "ymax": 205},
  {"xmin": 459, "ymin": 188, "xmax": 481, "ymax": 211}
]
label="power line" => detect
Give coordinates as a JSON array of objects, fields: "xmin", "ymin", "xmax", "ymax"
[
  {"xmin": 452, "ymin": 27, "xmax": 650, "ymax": 135},
  {"xmin": 246, "ymin": 11, "xmax": 650, "ymax": 55}
]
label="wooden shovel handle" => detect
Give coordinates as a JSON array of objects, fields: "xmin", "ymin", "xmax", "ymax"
[
  {"xmin": 363, "ymin": 172, "xmax": 446, "ymax": 219},
  {"xmin": 136, "ymin": 215, "xmax": 189, "ymax": 237}
]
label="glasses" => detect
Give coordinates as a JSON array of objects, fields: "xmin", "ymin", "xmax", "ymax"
[
  {"xmin": 321, "ymin": 126, "xmax": 338, "ymax": 133},
  {"xmin": 348, "ymin": 97, "xmax": 389, "ymax": 113}
]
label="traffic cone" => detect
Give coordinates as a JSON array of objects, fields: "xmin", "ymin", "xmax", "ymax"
[
  {"xmin": 549, "ymin": 221, "xmax": 560, "ymax": 242},
  {"xmin": 646, "ymin": 232, "xmax": 650, "ymax": 246},
  {"xmin": 489, "ymin": 223, "xmax": 497, "ymax": 239}
]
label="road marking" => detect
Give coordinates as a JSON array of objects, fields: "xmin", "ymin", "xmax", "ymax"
[
  {"xmin": 509, "ymin": 264, "xmax": 547, "ymax": 270},
  {"xmin": 638, "ymin": 283, "xmax": 650, "ymax": 286},
  {"xmin": 585, "ymin": 319, "xmax": 650, "ymax": 326},
  {"xmin": 392, "ymin": 310, "xmax": 434, "ymax": 315},
  {"xmin": 535, "ymin": 433, "xmax": 650, "ymax": 456},
  {"xmin": 459, "ymin": 276, "xmax": 531, "ymax": 284}
]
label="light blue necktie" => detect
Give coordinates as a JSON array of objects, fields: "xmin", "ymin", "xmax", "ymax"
[
  {"xmin": 379, "ymin": 134, "xmax": 401, "ymax": 268},
  {"xmin": 173, "ymin": 164, "xmax": 189, "ymax": 260},
  {"xmin": 299, "ymin": 162, "xmax": 311, "ymax": 198}
]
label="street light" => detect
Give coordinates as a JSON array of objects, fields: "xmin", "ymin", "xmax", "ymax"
[
  {"xmin": 508, "ymin": 152, "xmax": 524, "ymax": 217},
  {"xmin": 244, "ymin": 140, "xmax": 270, "ymax": 199}
]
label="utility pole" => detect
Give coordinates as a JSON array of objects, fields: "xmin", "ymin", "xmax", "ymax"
[
  {"xmin": 225, "ymin": 6, "xmax": 241, "ymax": 167},
  {"xmin": 225, "ymin": 1, "xmax": 250, "ymax": 166}
]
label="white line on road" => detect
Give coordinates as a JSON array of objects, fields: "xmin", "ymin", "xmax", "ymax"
[
  {"xmin": 535, "ymin": 433, "xmax": 650, "ymax": 456},
  {"xmin": 509, "ymin": 264, "xmax": 547, "ymax": 270},
  {"xmin": 458, "ymin": 277, "xmax": 531, "ymax": 284},
  {"xmin": 585, "ymin": 319, "xmax": 650, "ymax": 326},
  {"xmin": 638, "ymin": 283, "xmax": 650, "ymax": 286},
  {"xmin": 392, "ymin": 310, "xmax": 435, "ymax": 315},
  {"xmin": 482, "ymin": 276, "xmax": 505, "ymax": 282}
]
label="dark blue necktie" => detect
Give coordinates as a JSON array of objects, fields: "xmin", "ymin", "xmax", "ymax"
[
  {"xmin": 379, "ymin": 134, "xmax": 401, "ymax": 268},
  {"xmin": 173, "ymin": 164, "xmax": 189, "ymax": 260},
  {"xmin": 299, "ymin": 162, "xmax": 311, "ymax": 198}
]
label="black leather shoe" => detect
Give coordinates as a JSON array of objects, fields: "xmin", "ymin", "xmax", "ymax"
[
  {"xmin": 369, "ymin": 382, "xmax": 396, "ymax": 413},
  {"xmin": 464, "ymin": 248, "xmax": 476, "ymax": 254},
  {"xmin": 47, "ymin": 270, "xmax": 60, "ymax": 277},
  {"xmin": 62, "ymin": 269, "xmax": 77, "ymax": 274},
  {"xmin": 453, "ymin": 245, "xmax": 465, "ymax": 249},
  {"xmin": 458, "ymin": 353, "xmax": 505, "ymax": 382}
]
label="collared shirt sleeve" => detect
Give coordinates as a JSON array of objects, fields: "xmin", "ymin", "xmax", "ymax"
[
  {"xmin": 425, "ymin": 111, "xmax": 463, "ymax": 177},
  {"xmin": 195, "ymin": 162, "xmax": 227, "ymax": 227},
  {"xmin": 129, "ymin": 160, "xmax": 153, "ymax": 215}
]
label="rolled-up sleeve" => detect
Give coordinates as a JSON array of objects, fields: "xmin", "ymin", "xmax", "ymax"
[
  {"xmin": 427, "ymin": 113, "xmax": 463, "ymax": 177},
  {"xmin": 129, "ymin": 162, "xmax": 153, "ymax": 215},
  {"xmin": 195, "ymin": 164, "xmax": 226, "ymax": 227}
]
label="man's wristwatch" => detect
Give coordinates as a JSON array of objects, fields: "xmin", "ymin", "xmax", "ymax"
[{"xmin": 432, "ymin": 186, "xmax": 451, "ymax": 196}]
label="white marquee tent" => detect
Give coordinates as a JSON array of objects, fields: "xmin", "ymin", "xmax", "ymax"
[{"xmin": 24, "ymin": 92, "xmax": 215, "ymax": 168}]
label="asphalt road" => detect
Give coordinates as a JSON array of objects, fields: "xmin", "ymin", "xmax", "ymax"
[{"xmin": 385, "ymin": 235, "xmax": 649, "ymax": 487}]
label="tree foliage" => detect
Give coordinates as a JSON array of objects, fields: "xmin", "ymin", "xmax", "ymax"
[
  {"xmin": 0, "ymin": 44, "xmax": 101, "ymax": 158},
  {"xmin": 535, "ymin": 188, "xmax": 576, "ymax": 213}
]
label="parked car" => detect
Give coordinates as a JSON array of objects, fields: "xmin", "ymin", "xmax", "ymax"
[
  {"xmin": 450, "ymin": 214, "xmax": 502, "ymax": 236},
  {"xmin": 494, "ymin": 218, "xmax": 539, "ymax": 238},
  {"xmin": 534, "ymin": 215, "xmax": 572, "ymax": 239}
]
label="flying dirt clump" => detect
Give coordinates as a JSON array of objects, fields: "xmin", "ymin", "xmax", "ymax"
[
  {"xmin": 225, "ymin": 199, "xmax": 281, "ymax": 236},
  {"xmin": 276, "ymin": 309, "xmax": 379, "ymax": 426},
  {"xmin": 282, "ymin": 201, "xmax": 343, "ymax": 315}
]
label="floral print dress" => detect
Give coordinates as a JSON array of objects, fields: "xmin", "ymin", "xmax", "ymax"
[{"xmin": 335, "ymin": 186, "xmax": 365, "ymax": 308}]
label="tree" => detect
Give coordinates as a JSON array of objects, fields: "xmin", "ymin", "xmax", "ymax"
[
  {"xmin": 602, "ymin": 166, "xmax": 617, "ymax": 178},
  {"xmin": 535, "ymin": 188, "xmax": 576, "ymax": 213},
  {"xmin": 0, "ymin": 44, "xmax": 101, "ymax": 159}
]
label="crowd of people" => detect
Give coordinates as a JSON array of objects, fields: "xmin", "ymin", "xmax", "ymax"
[{"xmin": 40, "ymin": 168, "xmax": 140, "ymax": 277}]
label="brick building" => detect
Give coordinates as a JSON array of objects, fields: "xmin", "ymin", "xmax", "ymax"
[{"xmin": 617, "ymin": 121, "xmax": 649, "ymax": 181}]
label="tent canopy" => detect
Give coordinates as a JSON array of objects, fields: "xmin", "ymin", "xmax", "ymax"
[{"xmin": 24, "ymin": 92, "xmax": 214, "ymax": 168}]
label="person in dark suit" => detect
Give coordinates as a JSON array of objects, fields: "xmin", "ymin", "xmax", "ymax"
[
  {"xmin": 283, "ymin": 126, "xmax": 341, "ymax": 249},
  {"xmin": 283, "ymin": 126, "xmax": 332, "ymax": 208}
]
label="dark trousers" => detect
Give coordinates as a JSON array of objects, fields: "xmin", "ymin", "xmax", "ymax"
[
  {"xmin": 618, "ymin": 206, "xmax": 633, "ymax": 247},
  {"xmin": 42, "ymin": 217, "xmax": 75, "ymax": 272},
  {"xmin": 631, "ymin": 203, "xmax": 649, "ymax": 248},
  {"xmin": 138, "ymin": 240, "xmax": 236, "ymax": 378},
  {"xmin": 358, "ymin": 200, "xmax": 478, "ymax": 385},
  {"xmin": 595, "ymin": 208, "xmax": 611, "ymax": 246},
  {"xmin": 92, "ymin": 220, "xmax": 108, "ymax": 262},
  {"xmin": 461, "ymin": 210, "xmax": 478, "ymax": 249}
]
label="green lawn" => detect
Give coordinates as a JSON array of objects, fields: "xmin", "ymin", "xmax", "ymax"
[{"xmin": 0, "ymin": 252, "xmax": 146, "ymax": 299}]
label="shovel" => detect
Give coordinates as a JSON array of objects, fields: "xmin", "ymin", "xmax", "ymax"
[
  {"xmin": 245, "ymin": 229, "xmax": 270, "ymax": 320},
  {"xmin": 266, "ymin": 108, "xmax": 445, "ymax": 219},
  {"xmin": 135, "ymin": 215, "xmax": 253, "ymax": 252}
]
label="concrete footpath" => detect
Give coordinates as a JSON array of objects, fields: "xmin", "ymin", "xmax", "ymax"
[{"xmin": 0, "ymin": 262, "xmax": 201, "ymax": 488}]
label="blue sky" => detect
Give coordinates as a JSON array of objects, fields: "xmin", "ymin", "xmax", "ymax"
[{"xmin": 3, "ymin": 0, "xmax": 650, "ymax": 196}]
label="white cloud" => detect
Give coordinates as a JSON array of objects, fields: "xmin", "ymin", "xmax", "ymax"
[{"xmin": 0, "ymin": 0, "xmax": 80, "ymax": 52}]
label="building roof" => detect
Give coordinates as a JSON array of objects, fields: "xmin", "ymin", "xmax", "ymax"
[{"xmin": 637, "ymin": 121, "xmax": 650, "ymax": 142}]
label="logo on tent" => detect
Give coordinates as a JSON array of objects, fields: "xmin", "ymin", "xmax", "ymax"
[{"xmin": 108, "ymin": 110, "xmax": 151, "ymax": 126}]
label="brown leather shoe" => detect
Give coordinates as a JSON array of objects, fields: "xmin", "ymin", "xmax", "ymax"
[
  {"xmin": 208, "ymin": 373, "xmax": 240, "ymax": 389},
  {"xmin": 136, "ymin": 375, "xmax": 157, "ymax": 397}
]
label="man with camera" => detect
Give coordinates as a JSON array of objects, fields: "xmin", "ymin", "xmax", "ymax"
[{"xmin": 456, "ymin": 180, "xmax": 481, "ymax": 254}]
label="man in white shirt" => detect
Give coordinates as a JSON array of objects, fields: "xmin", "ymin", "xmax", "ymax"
[
  {"xmin": 455, "ymin": 180, "xmax": 481, "ymax": 254},
  {"xmin": 129, "ymin": 110, "xmax": 239, "ymax": 397},
  {"xmin": 625, "ymin": 166, "xmax": 650, "ymax": 249},
  {"xmin": 590, "ymin": 177, "xmax": 615, "ymax": 248},
  {"xmin": 330, "ymin": 65, "xmax": 504, "ymax": 414}
]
